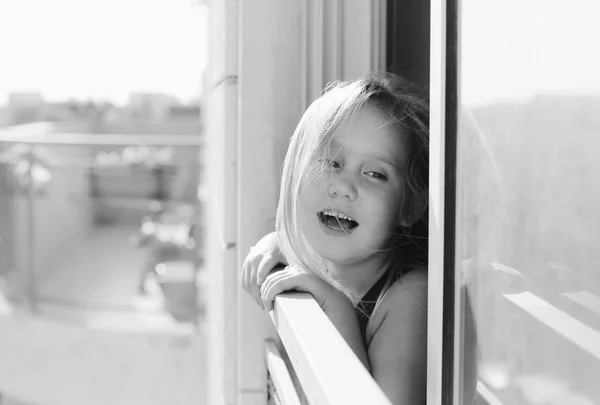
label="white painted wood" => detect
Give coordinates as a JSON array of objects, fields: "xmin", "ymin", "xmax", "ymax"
[
  {"xmin": 370, "ymin": 0, "xmax": 387, "ymax": 75},
  {"xmin": 322, "ymin": 0, "xmax": 343, "ymax": 85},
  {"xmin": 453, "ymin": 281, "xmax": 466, "ymax": 405},
  {"xmin": 300, "ymin": 0, "xmax": 309, "ymax": 110},
  {"xmin": 265, "ymin": 339, "xmax": 303, "ymax": 405},
  {"xmin": 427, "ymin": 0, "xmax": 447, "ymax": 404},
  {"xmin": 204, "ymin": 79, "xmax": 239, "ymax": 405},
  {"xmin": 203, "ymin": 2, "xmax": 240, "ymax": 404},
  {"xmin": 237, "ymin": 2, "xmax": 306, "ymax": 404},
  {"xmin": 305, "ymin": 0, "xmax": 382, "ymax": 104},
  {"xmin": 204, "ymin": 0, "xmax": 238, "ymax": 90},
  {"xmin": 341, "ymin": 0, "xmax": 373, "ymax": 81},
  {"xmin": 306, "ymin": 0, "xmax": 325, "ymax": 104},
  {"xmin": 453, "ymin": 55, "xmax": 465, "ymax": 405},
  {"xmin": 271, "ymin": 293, "xmax": 392, "ymax": 405}
]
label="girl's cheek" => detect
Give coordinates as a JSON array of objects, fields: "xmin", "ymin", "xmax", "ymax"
[
  {"xmin": 300, "ymin": 166, "xmax": 326, "ymax": 189},
  {"xmin": 376, "ymin": 192, "xmax": 403, "ymax": 221}
]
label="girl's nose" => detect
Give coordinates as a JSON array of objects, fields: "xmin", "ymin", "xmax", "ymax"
[{"xmin": 327, "ymin": 176, "xmax": 357, "ymax": 200}]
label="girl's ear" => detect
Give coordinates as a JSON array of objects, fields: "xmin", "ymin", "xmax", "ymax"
[{"xmin": 399, "ymin": 194, "xmax": 428, "ymax": 228}]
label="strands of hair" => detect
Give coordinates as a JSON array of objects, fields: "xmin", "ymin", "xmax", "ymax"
[{"xmin": 275, "ymin": 73, "xmax": 430, "ymax": 330}]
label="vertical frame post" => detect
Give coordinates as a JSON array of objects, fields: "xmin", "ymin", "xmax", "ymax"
[
  {"xmin": 237, "ymin": 1, "xmax": 306, "ymax": 404},
  {"xmin": 203, "ymin": 1, "xmax": 239, "ymax": 404},
  {"xmin": 427, "ymin": 0, "xmax": 448, "ymax": 403},
  {"xmin": 428, "ymin": 0, "xmax": 460, "ymax": 404}
]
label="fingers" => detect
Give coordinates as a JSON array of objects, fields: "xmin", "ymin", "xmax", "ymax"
[
  {"xmin": 240, "ymin": 254, "xmax": 253, "ymax": 293},
  {"xmin": 245, "ymin": 254, "xmax": 271, "ymax": 307},
  {"xmin": 248, "ymin": 259, "xmax": 265, "ymax": 307},
  {"xmin": 241, "ymin": 248, "xmax": 263, "ymax": 307},
  {"xmin": 260, "ymin": 268, "xmax": 289, "ymax": 297},
  {"xmin": 249, "ymin": 278, "xmax": 263, "ymax": 308},
  {"xmin": 240, "ymin": 233, "xmax": 287, "ymax": 309},
  {"xmin": 241, "ymin": 247, "xmax": 281, "ymax": 308},
  {"xmin": 260, "ymin": 267, "xmax": 307, "ymax": 311},
  {"xmin": 241, "ymin": 246, "xmax": 300, "ymax": 312},
  {"xmin": 256, "ymin": 253, "xmax": 278, "ymax": 285},
  {"xmin": 260, "ymin": 270, "xmax": 291, "ymax": 311},
  {"xmin": 240, "ymin": 246, "xmax": 255, "ymax": 287}
]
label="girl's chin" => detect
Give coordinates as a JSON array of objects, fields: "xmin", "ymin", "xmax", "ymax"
[{"xmin": 311, "ymin": 241, "xmax": 366, "ymax": 265}]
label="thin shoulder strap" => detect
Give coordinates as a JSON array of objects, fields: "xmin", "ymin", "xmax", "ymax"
[{"xmin": 355, "ymin": 271, "xmax": 389, "ymax": 341}]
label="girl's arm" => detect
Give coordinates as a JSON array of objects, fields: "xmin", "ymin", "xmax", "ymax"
[
  {"xmin": 260, "ymin": 265, "xmax": 370, "ymax": 370},
  {"xmin": 367, "ymin": 268, "xmax": 428, "ymax": 405},
  {"xmin": 320, "ymin": 286, "xmax": 371, "ymax": 371}
]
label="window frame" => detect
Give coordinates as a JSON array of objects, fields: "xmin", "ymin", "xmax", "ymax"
[{"xmin": 427, "ymin": 0, "xmax": 461, "ymax": 403}]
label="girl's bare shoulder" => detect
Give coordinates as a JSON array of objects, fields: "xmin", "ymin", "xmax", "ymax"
[
  {"xmin": 383, "ymin": 267, "xmax": 428, "ymax": 312},
  {"xmin": 368, "ymin": 267, "xmax": 428, "ymax": 330},
  {"xmin": 366, "ymin": 268, "xmax": 429, "ymax": 403}
]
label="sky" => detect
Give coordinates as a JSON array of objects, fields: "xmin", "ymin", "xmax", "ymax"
[
  {"xmin": 461, "ymin": 0, "xmax": 600, "ymax": 107},
  {"xmin": 0, "ymin": 0, "xmax": 208, "ymax": 106},
  {"xmin": 2, "ymin": 0, "xmax": 599, "ymax": 108}
]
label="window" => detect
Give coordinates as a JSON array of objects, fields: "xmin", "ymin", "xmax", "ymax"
[{"xmin": 449, "ymin": 0, "xmax": 600, "ymax": 404}]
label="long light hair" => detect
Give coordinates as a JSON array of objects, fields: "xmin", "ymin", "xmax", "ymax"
[{"xmin": 276, "ymin": 73, "xmax": 430, "ymax": 317}]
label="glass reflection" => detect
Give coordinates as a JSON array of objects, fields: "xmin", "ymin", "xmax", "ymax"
[{"xmin": 458, "ymin": 1, "xmax": 600, "ymax": 404}]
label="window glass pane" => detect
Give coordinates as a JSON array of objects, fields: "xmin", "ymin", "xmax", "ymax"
[{"xmin": 457, "ymin": 1, "xmax": 600, "ymax": 404}]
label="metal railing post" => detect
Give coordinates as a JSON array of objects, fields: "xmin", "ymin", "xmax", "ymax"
[{"xmin": 26, "ymin": 144, "xmax": 37, "ymax": 313}]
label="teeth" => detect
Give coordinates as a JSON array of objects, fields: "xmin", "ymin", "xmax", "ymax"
[{"xmin": 321, "ymin": 209, "xmax": 355, "ymax": 222}]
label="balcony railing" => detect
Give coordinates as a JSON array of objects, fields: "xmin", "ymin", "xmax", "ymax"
[
  {"xmin": 0, "ymin": 125, "xmax": 203, "ymax": 327},
  {"xmin": 267, "ymin": 292, "xmax": 392, "ymax": 405}
]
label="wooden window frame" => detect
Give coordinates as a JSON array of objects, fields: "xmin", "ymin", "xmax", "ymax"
[{"xmin": 427, "ymin": 0, "xmax": 460, "ymax": 404}]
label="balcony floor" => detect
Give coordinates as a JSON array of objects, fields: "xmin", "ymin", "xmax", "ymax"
[{"xmin": 5, "ymin": 225, "xmax": 197, "ymax": 334}]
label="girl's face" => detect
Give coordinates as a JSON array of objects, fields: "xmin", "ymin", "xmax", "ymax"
[{"xmin": 297, "ymin": 106, "xmax": 411, "ymax": 266}]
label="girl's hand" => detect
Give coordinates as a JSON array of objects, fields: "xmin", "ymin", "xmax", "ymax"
[
  {"xmin": 260, "ymin": 265, "xmax": 340, "ymax": 312},
  {"xmin": 260, "ymin": 265, "xmax": 370, "ymax": 370},
  {"xmin": 241, "ymin": 231, "xmax": 288, "ymax": 307}
]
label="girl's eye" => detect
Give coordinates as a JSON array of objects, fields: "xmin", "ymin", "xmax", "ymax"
[
  {"xmin": 319, "ymin": 159, "xmax": 341, "ymax": 169},
  {"xmin": 366, "ymin": 171, "xmax": 387, "ymax": 180}
]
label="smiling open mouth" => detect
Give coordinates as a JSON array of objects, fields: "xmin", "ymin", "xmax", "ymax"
[{"xmin": 317, "ymin": 209, "xmax": 359, "ymax": 233}]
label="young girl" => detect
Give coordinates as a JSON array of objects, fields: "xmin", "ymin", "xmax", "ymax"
[{"xmin": 242, "ymin": 73, "xmax": 433, "ymax": 404}]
